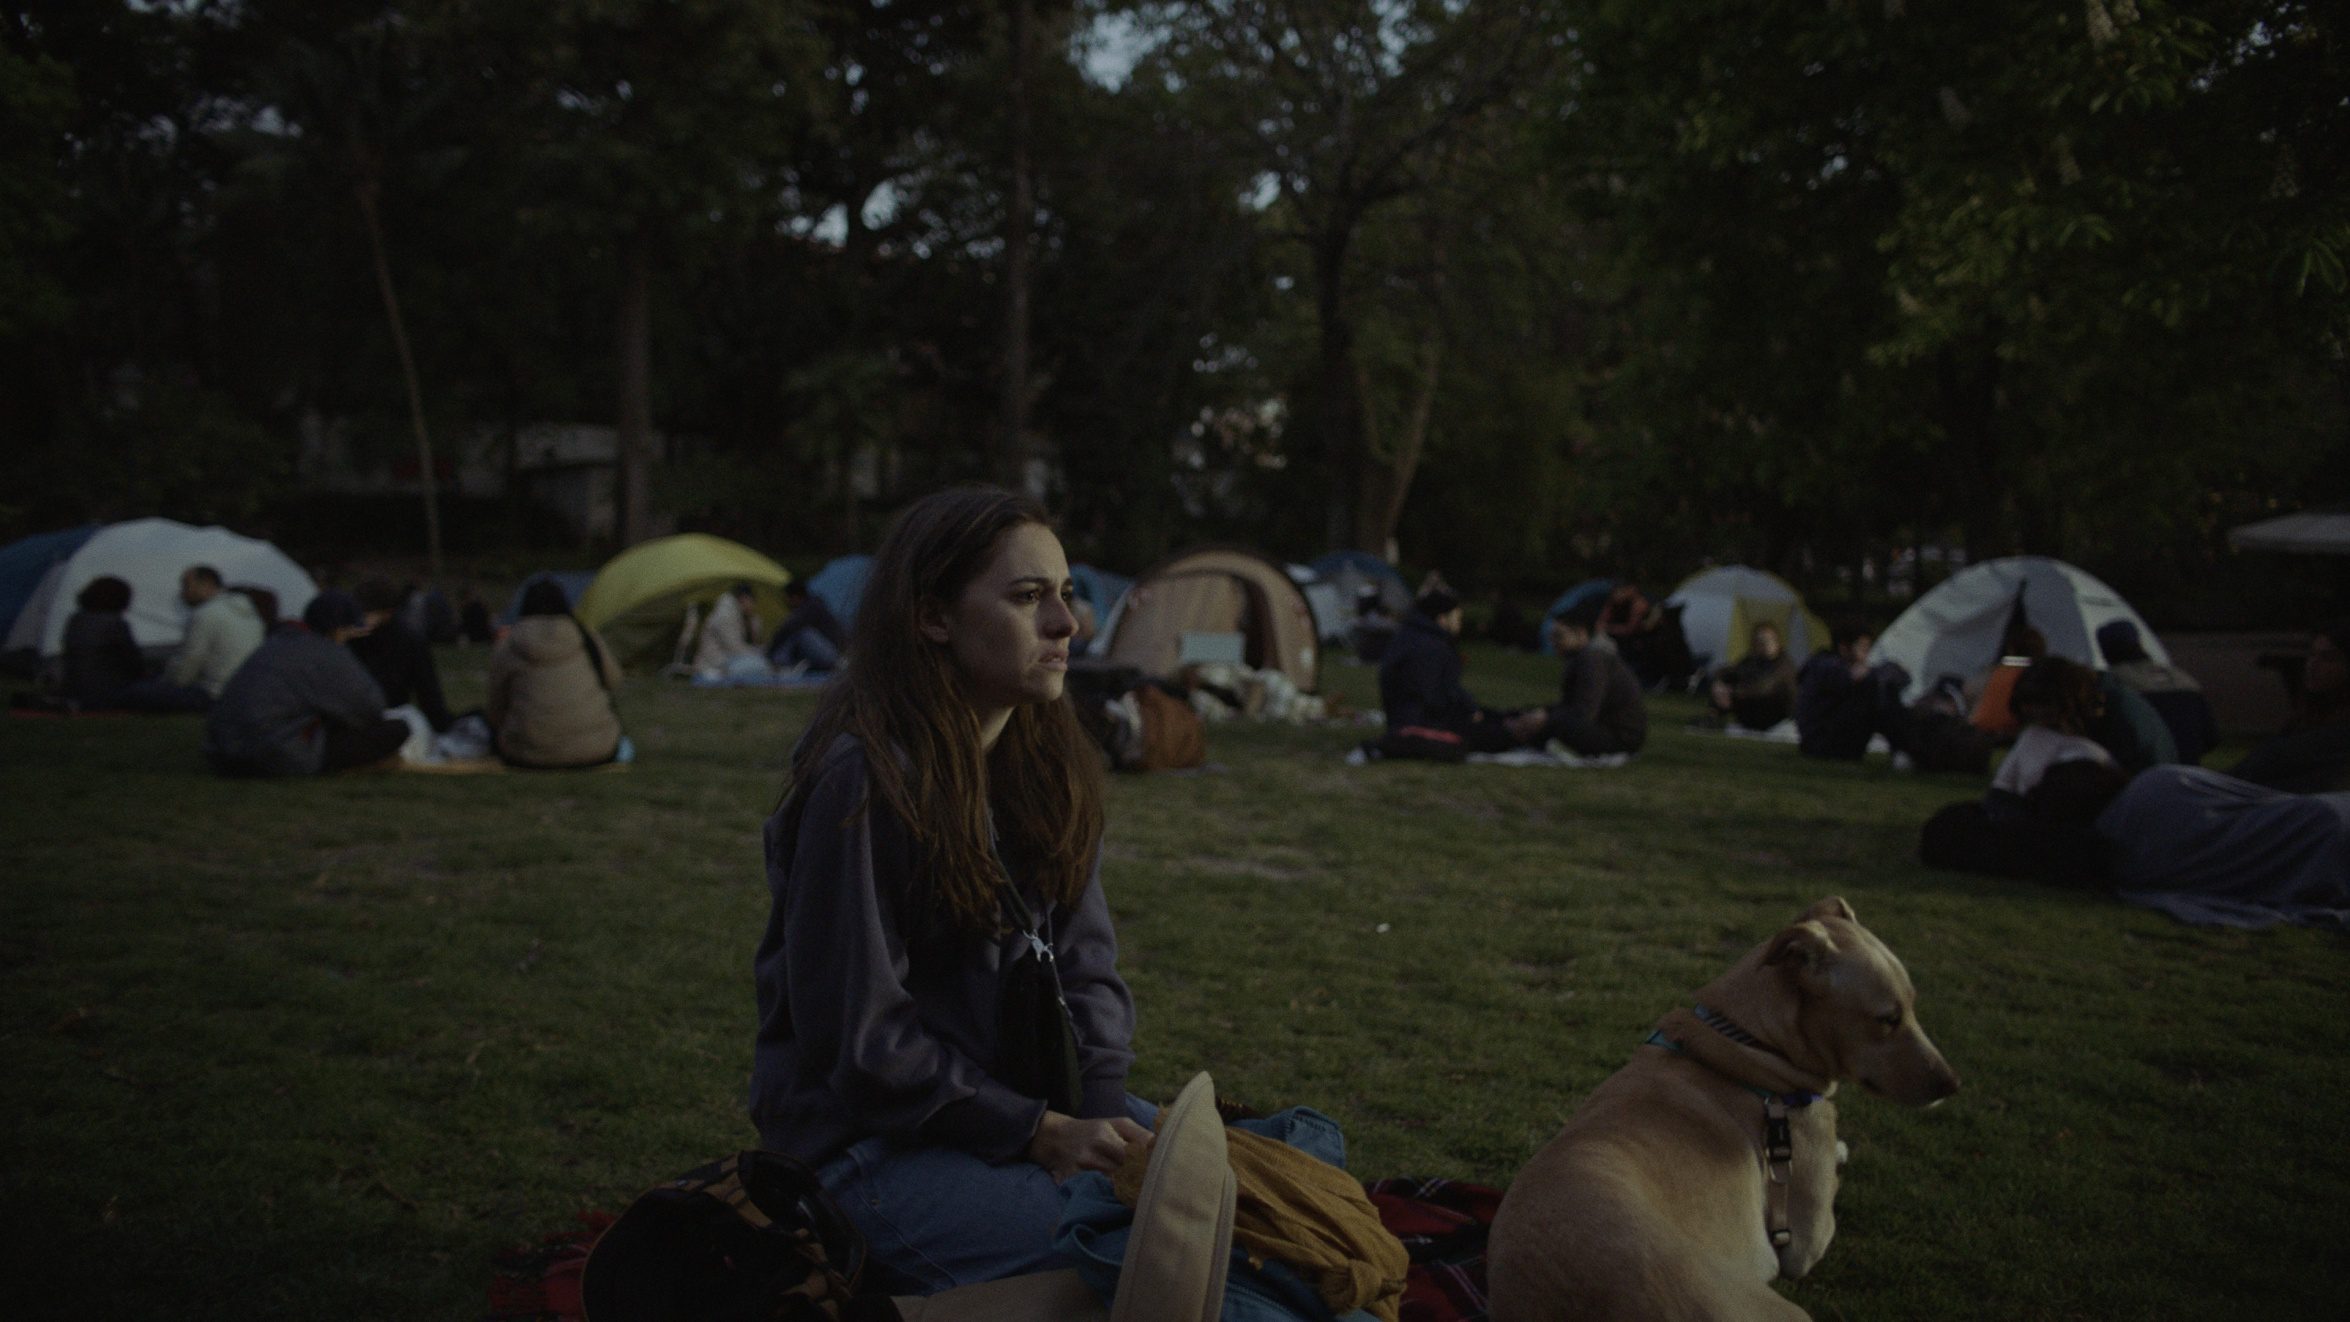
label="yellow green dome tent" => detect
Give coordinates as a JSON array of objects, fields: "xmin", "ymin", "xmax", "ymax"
[
  {"xmin": 1664, "ymin": 565, "xmax": 1831, "ymax": 668},
  {"xmin": 575, "ymin": 534, "xmax": 792, "ymax": 670}
]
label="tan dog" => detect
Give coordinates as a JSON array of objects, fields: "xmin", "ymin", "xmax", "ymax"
[{"xmin": 1486, "ymin": 898, "xmax": 1959, "ymax": 1322}]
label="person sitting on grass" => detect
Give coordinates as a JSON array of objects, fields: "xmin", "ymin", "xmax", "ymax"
[
  {"xmin": 1987, "ymin": 658, "xmax": 2119, "ymax": 815},
  {"xmin": 1377, "ymin": 586, "xmax": 1518, "ymax": 753},
  {"xmin": 2228, "ymin": 619, "xmax": 2350, "ymax": 793},
  {"xmin": 1703, "ymin": 620, "xmax": 1799, "ymax": 731},
  {"xmin": 1505, "ymin": 599, "xmax": 1648, "ymax": 756},
  {"xmin": 764, "ymin": 579, "xmax": 849, "ymax": 675},
  {"xmin": 202, "ymin": 590, "xmax": 409, "ymax": 776},
  {"xmin": 59, "ymin": 575, "xmax": 146, "ymax": 711},
  {"xmin": 750, "ymin": 486, "xmax": 1151, "ymax": 1296},
  {"xmin": 693, "ymin": 581, "xmax": 768, "ymax": 679},
  {"xmin": 112, "ymin": 564, "xmax": 267, "ymax": 713},
  {"xmin": 349, "ymin": 577, "xmax": 461, "ymax": 732},
  {"xmin": 485, "ymin": 580, "xmax": 626, "ymax": 769},
  {"xmin": 1795, "ymin": 622, "xmax": 1911, "ymax": 761},
  {"xmin": 2096, "ymin": 620, "xmax": 2216, "ymax": 765}
]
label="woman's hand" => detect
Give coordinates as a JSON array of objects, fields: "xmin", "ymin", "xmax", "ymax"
[{"xmin": 1026, "ymin": 1110, "xmax": 1154, "ymax": 1182}]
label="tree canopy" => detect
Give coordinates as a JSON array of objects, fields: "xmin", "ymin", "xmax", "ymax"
[{"xmin": 4, "ymin": 0, "xmax": 2341, "ymax": 617}]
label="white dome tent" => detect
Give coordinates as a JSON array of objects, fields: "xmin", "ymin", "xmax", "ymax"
[
  {"xmin": 2, "ymin": 518, "xmax": 318, "ymax": 660},
  {"xmin": 2227, "ymin": 509, "xmax": 2350, "ymax": 555},
  {"xmin": 1872, "ymin": 555, "xmax": 2169, "ymax": 701}
]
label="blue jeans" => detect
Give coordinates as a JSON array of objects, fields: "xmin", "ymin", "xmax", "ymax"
[
  {"xmin": 818, "ymin": 1094, "xmax": 1158, "ymax": 1296},
  {"xmin": 769, "ymin": 629, "xmax": 842, "ymax": 672},
  {"xmin": 116, "ymin": 677, "xmax": 210, "ymax": 713}
]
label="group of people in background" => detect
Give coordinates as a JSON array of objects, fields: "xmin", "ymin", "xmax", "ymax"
[
  {"xmin": 43, "ymin": 566, "xmax": 627, "ymax": 777},
  {"xmin": 1683, "ymin": 603, "xmax": 2348, "ymax": 920},
  {"xmin": 686, "ymin": 580, "xmax": 851, "ymax": 682},
  {"xmin": 1365, "ymin": 575, "xmax": 2346, "ymax": 920},
  {"xmin": 1370, "ymin": 586, "xmax": 1648, "ymax": 761},
  {"xmin": 1918, "ymin": 622, "xmax": 2348, "ymax": 926},
  {"xmin": 1687, "ymin": 613, "xmax": 2216, "ymax": 780}
]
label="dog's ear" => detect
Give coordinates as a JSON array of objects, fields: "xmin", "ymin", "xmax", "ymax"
[
  {"xmin": 1767, "ymin": 920, "xmax": 1838, "ymax": 974},
  {"xmin": 1804, "ymin": 896, "xmax": 1857, "ymax": 925}
]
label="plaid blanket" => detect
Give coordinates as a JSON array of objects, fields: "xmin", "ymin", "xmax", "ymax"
[
  {"xmin": 1365, "ymin": 1176, "xmax": 1506, "ymax": 1322},
  {"xmin": 488, "ymin": 1179, "xmax": 1507, "ymax": 1322}
]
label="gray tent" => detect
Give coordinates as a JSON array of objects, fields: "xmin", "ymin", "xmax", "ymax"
[{"xmin": 2229, "ymin": 510, "xmax": 2350, "ymax": 556}]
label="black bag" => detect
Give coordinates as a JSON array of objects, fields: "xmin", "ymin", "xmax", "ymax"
[
  {"xmin": 994, "ymin": 878, "xmax": 1085, "ymax": 1114},
  {"xmin": 581, "ymin": 1149, "xmax": 898, "ymax": 1321}
]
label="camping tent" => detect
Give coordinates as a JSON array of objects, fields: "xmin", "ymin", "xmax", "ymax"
[
  {"xmin": 1070, "ymin": 563, "xmax": 1131, "ymax": 621},
  {"xmin": 806, "ymin": 554, "xmax": 874, "ymax": 633},
  {"xmin": 1070, "ymin": 562, "xmax": 1133, "ymax": 655},
  {"xmin": 1666, "ymin": 566, "xmax": 1828, "ymax": 669},
  {"xmin": 1309, "ymin": 551, "xmax": 1412, "ymax": 617},
  {"xmin": 1296, "ymin": 551, "xmax": 1413, "ymax": 645},
  {"xmin": 1, "ymin": 518, "xmax": 317, "ymax": 661},
  {"xmin": 2228, "ymin": 509, "xmax": 2350, "ymax": 555},
  {"xmin": 1872, "ymin": 556, "xmax": 2171, "ymax": 701},
  {"xmin": 1284, "ymin": 564, "xmax": 1353, "ymax": 644},
  {"xmin": 0, "ymin": 525, "xmax": 101, "ymax": 652},
  {"xmin": 575, "ymin": 534, "xmax": 792, "ymax": 669},
  {"xmin": 499, "ymin": 570, "xmax": 599, "ymax": 625},
  {"xmin": 1100, "ymin": 545, "xmax": 1320, "ymax": 692}
]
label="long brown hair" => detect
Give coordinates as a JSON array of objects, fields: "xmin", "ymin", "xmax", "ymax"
[
  {"xmin": 784, "ymin": 486, "xmax": 1107, "ymax": 934},
  {"xmin": 2010, "ymin": 656, "xmax": 2103, "ymax": 735}
]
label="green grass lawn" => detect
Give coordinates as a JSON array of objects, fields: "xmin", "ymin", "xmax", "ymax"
[{"xmin": 4, "ymin": 644, "xmax": 2346, "ymax": 1319}]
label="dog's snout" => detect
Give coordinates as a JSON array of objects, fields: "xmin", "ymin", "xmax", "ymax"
[{"xmin": 1928, "ymin": 1067, "xmax": 1960, "ymax": 1102}]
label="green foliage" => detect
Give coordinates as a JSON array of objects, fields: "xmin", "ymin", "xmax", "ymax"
[
  {"xmin": 0, "ymin": 41, "xmax": 76, "ymax": 339},
  {"xmin": 1552, "ymin": 0, "xmax": 2348, "ymax": 586},
  {"xmin": 2, "ymin": 1, "xmax": 2340, "ymax": 608}
]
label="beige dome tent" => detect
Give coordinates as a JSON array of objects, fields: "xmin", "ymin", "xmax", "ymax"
[{"xmin": 1099, "ymin": 546, "xmax": 1320, "ymax": 692}]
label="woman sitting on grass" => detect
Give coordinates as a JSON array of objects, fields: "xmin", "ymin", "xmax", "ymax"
[
  {"xmin": 59, "ymin": 575, "xmax": 146, "ymax": 711},
  {"xmin": 749, "ymin": 486, "xmax": 1150, "ymax": 1296},
  {"xmin": 485, "ymin": 580, "xmax": 625, "ymax": 769}
]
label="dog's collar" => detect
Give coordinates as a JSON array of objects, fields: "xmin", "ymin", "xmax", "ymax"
[
  {"xmin": 1641, "ymin": 1030, "xmax": 1821, "ymax": 1107},
  {"xmin": 1693, "ymin": 1003, "xmax": 1761, "ymax": 1048},
  {"xmin": 1643, "ymin": 1026, "xmax": 1819, "ymax": 1253}
]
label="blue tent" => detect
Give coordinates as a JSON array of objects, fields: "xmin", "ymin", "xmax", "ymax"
[
  {"xmin": 808, "ymin": 554, "xmax": 874, "ymax": 630},
  {"xmin": 0, "ymin": 524, "xmax": 101, "ymax": 645},
  {"xmin": 1070, "ymin": 563, "xmax": 1133, "ymax": 655},
  {"xmin": 500, "ymin": 570, "xmax": 600, "ymax": 625},
  {"xmin": 1539, "ymin": 578, "xmax": 1615, "ymax": 654},
  {"xmin": 1309, "ymin": 550, "xmax": 1409, "ymax": 596},
  {"xmin": 1070, "ymin": 563, "xmax": 1131, "ymax": 617}
]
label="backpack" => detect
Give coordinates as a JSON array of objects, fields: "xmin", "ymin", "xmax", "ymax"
[
  {"xmin": 581, "ymin": 1149, "xmax": 899, "ymax": 1321},
  {"xmin": 1132, "ymin": 685, "xmax": 1207, "ymax": 772}
]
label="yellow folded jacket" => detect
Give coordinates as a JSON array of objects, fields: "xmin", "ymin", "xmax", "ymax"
[{"xmin": 1116, "ymin": 1119, "xmax": 1408, "ymax": 1322}]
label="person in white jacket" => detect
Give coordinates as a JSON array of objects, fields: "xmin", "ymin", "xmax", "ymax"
[
  {"xmin": 120, "ymin": 565, "xmax": 266, "ymax": 712},
  {"xmin": 691, "ymin": 582, "xmax": 767, "ymax": 679}
]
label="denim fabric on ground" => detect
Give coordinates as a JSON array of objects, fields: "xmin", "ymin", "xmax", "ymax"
[{"xmin": 816, "ymin": 1093, "xmax": 1157, "ymax": 1297}]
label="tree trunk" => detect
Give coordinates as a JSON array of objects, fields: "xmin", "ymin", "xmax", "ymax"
[
  {"xmin": 1936, "ymin": 341, "xmax": 2008, "ymax": 558},
  {"xmin": 1001, "ymin": 0, "xmax": 1038, "ymax": 495},
  {"xmin": 1313, "ymin": 227, "xmax": 1365, "ymax": 549},
  {"xmin": 616, "ymin": 225, "xmax": 655, "ymax": 546},
  {"xmin": 1354, "ymin": 335, "xmax": 1443, "ymax": 555},
  {"xmin": 355, "ymin": 177, "xmax": 442, "ymax": 575}
]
